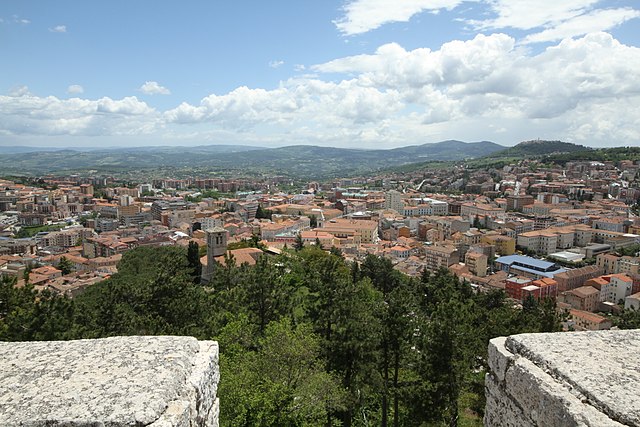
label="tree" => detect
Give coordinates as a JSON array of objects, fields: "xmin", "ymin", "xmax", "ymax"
[
  {"xmin": 309, "ymin": 215, "xmax": 318, "ymax": 228},
  {"xmin": 72, "ymin": 246, "xmax": 214, "ymax": 338},
  {"xmin": 256, "ymin": 205, "xmax": 273, "ymax": 220},
  {"xmin": 187, "ymin": 241, "xmax": 202, "ymax": 284},
  {"xmin": 612, "ymin": 307, "xmax": 640, "ymax": 329},
  {"xmin": 361, "ymin": 255, "xmax": 411, "ymax": 427},
  {"xmin": 219, "ymin": 318, "xmax": 347, "ymax": 426},
  {"xmin": 330, "ymin": 246, "xmax": 343, "ymax": 258},
  {"xmin": 293, "ymin": 233, "xmax": 304, "ymax": 251},
  {"xmin": 58, "ymin": 256, "xmax": 74, "ymax": 275}
]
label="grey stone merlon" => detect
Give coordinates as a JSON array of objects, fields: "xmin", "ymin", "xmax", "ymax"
[
  {"xmin": 0, "ymin": 336, "xmax": 219, "ymax": 427},
  {"xmin": 485, "ymin": 329, "xmax": 640, "ymax": 427}
]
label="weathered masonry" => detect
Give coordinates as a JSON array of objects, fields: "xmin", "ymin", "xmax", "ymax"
[
  {"xmin": 485, "ymin": 330, "xmax": 640, "ymax": 427},
  {"xmin": 0, "ymin": 336, "xmax": 219, "ymax": 426}
]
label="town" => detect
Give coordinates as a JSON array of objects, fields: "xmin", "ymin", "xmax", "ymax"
[{"xmin": 3, "ymin": 153, "xmax": 640, "ymax": 332}]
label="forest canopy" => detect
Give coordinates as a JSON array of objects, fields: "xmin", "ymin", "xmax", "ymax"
[{"xmin": 1, "ymin": 245, "xmax": 577, "ymax": 426}]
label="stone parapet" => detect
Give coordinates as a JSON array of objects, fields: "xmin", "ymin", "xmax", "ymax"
[
  {"xmin": 485, "ymin": 330, "xmax": 640, "ymax": 427},
  {"xmin": 0, "ymin": 336, "xmax": 219, "ymax": 426}
]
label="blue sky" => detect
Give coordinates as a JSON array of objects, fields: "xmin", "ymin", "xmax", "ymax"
[{"xmin": 1, "ymin": 0, "xmax": 639, "ymax": 148}]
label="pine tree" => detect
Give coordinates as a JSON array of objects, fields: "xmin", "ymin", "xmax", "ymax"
[
  {"xmin": 58, "ymin": 256, "xmax": 74, "ymax": 275},
  {"xmin": 187, "ymin": 241, "xmax": 202, "ymax": 284}
]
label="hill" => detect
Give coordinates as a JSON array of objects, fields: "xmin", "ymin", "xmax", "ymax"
[
  {"xmin": 486, "ymin": 140, "xmax": 591, "ymax": 158},
  {"xmin": 0, "ymin": 140, "xmax": 505, "ymax": 178}
]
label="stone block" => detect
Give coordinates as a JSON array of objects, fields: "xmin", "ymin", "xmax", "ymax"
[
  {"xmin": 486, "ymin": 330, "xmax": 639, "ymax": 427},
  {"xmin": 0, "ymin": 336, "xmax": 220, "ymax": 427}
]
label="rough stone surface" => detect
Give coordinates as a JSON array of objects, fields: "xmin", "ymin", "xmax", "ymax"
[
  {"xmin": 0, "ymin": 336, "xmax": 219, "ymax": 427},
  {"xmin": 485, "ymin": 330, "xmax": 640, "ymax": 427}
]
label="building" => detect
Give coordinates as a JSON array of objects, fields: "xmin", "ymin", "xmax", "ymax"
[
  {"xmin": 505, "ymin": 277, "xmax": 532, "ymax": 301},
  {"xmin": 424, "ymin": 244, "xmax": 459, "ymax": 271},
  {"xmin": 300, "ymin": 230, "xmax": 338, "ymax": 248},
  {"xmin": 522, "ymin": 278, "xmax": 558, "ymax": 301},
  {"xmin": 566, "ymin": 309, "xmax": 612, "ymax": 331},
  {"xmin": 589, "ymin": 274, "xmax": 634, "ymax": 304},
  {"xmin": 506, "ymin": 195, "xmax": 534, "ymax": 212},
  {"xmin": 517, "ymin": 231, "xmax": 558, "ymax": 255},
  {"xmin": 39, "ymin": 228, "xmax": 94, "ymax": 249},
  {"xmin": 151, "ymin": 200, "xmax": 188, "ymax": 221},
  {"xmin": 560, "ymin": 286, "xmax": 600, "ymax": 312},
  {"xmin": 201, "ymin": 227, "xmax": 228, "ymax": 284},
  {"xmin": 465, "ymin": 251, "xmax": 488, "ymax": 277},
  {"xmin": 495, "ymin": 255, "xmax": 566, "ymax": 280},
  {"xmin": 260, "ymin": 217, "xmax": 310, "ymax": 241},
  {"xmin": 596, "ymin": 253, "xmax": 640, "ymax": 276},
  {"xmin": 553, "ymin": 265, "xmax": 602, "ymax": 292},
  {"xmin": 319, "ymin": 218, "xmax": 379, "ymax": 244},
  {"xmin": 460, "ymin": 203, "xmax": 505, "ymax": 223},
  {"xmin": 481, "ymin": 234, "xmax": 516, "ymax": 255},
  {"xmin": 625, "ymin": 292, "xmax": 640, "ymax": 310},
  {"xmin": 384, "ymin": 190, "xmax": 403, "ymax": 212}
]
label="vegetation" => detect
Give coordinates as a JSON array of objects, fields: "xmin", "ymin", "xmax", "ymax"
[
  {"xmin": 611, "ymin": 308, "xmax": 640, "ymax": 329},
  {"xmin": 484, "ymin": 140, "xmax": 590, "ymax": 159},
  {"xmin": 15, "ymin": 224, "xmax": 66, "ymax": 238},
  {"xmin": 255, "ymin": 205, "xmax": 273, "ymax": 220},
  {"xmin": 545, "ymin": 146, "xmax": 640, "ymax": 165},
  {"xmin": 0, "ymin": 245, "xmax": 567, "ymax": 426},
  {"xmin": 58, "ymin": 257, "xmax": 74, "ymax": 275}
]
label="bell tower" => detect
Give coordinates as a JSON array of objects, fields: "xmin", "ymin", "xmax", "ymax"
[{"xmin": 202, "ymin": 226, "xmax": 228, "ymax": 284}]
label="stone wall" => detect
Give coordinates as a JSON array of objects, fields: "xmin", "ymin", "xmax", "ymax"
[
  {"xmin": 485, "ymin": 330, "xmax": 640, "ymax": 427},
  {"xmin": 0, "ymin": 336, "xmax": 219, "ymax": 426}
]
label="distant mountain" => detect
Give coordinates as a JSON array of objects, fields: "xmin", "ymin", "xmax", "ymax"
[
  {"xmin": 0, "ymin": 144, "xmax": 263, "ymax": 154},
  {"xmin": 0, "ymin": 146, "xmax": 69, "ymax": 154},
  {"xmin": 0, "ymin": 140, "xmax": 505, "ymax": 178},
  {"xmin": 486, "ymin": 140, "xmax": 591, "ymax": 158},
  {"xmin": 388, "ymin": 140, "xmax": 504, "ymax": 159}
]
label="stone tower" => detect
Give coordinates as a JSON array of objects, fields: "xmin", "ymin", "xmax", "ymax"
[{"xmin": 202, "ymin": 226, "xmax": 228, "ymax": 284}]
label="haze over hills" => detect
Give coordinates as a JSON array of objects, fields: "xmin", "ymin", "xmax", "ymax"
[{"xmin": 0, "ymin": 140, "xmax": 505, "ymax": 178}]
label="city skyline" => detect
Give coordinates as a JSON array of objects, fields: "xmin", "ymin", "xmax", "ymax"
[{"xmin": 1, "ymin": 0, "xmax": 639, "ymax": 149}]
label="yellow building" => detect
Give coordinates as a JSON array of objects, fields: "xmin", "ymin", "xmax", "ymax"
[
  {"xmin": 481, "ymin": 234, "xmax": 516, "ymax": 255},
  {"xmin": 319, "ymin": 219, "xmax": 379, "ymax": 244}
]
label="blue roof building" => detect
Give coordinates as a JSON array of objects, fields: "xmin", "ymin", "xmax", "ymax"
[{"xmin": 495, "ymin": 254, "xmax": 566, "ymax": 279}]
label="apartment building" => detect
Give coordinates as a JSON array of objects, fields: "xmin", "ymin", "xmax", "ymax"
[
  {"xmin": 424, "ymin": 244, "xmax": 459, "ymax": 271},
  {"xmin": 554, "ymin": 265, "xmax": 603, "ymax": 292},
  {"xmin": 560, "ymin": 286, "xmax": 600, "ymax": 312},
  {"xmin": 465, "ymin": 251, "xmax": 488, "ymax": 277},
  {"xmin": 319, "ymin": 219, "xmax": 379, "ymax": 244}
]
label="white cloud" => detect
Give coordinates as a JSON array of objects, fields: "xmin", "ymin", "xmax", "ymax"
[
  {"xmin": 314, "ymin": 34, "xmax": 517, "ymax": 88},
  {"xmin": 334, "ymin": 0, "xmax": 466, "ymax": 35},
  {"xmin": 13, "ymin": 15, "xmax": 30, "ymax": 24},
  {"xmin": 334, "ymin": 0, "xmax": 640, "ymax": 46},
  {"xmin": 522, "ymin": 7, "xmax": 640, "ymax": 44},
  {"xmin": 5, "ymin": 33, "xmax": 640, "ymax": 148},
  {"xmin": 8, "ymin": 85, "xmax": 30, "ymax": 97},
  {"xmin": 49, "ymin": 25, "xmax": 67, "ymax": 33},
  {"xmin": 67, "ymin": 85, "xmax": 84, "ymax": 94},
  {"xmin": 164, "ymin": 79, "xmax": 402, "ymax": 130},
  {"xmin": 139, "ymin": 81, "xmax": 171, "ymax": 95},
  {"xmin": 0, "ymin": 94, "xmax": 158, "ymax": 136},
  {"xmin": 269, "ymin": 60, "xmax": 284, "ymax": 68},
  {"xmin": 308, "ymin": 32, "xmax": 640, "ymax": 145},
  {"xmin": 470, "ymin": 0, "xmax": 599, "ymax": 31}
]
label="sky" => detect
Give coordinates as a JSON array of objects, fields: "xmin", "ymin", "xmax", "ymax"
[{"xmin": 1, "ymin": 0, "xmax": 639, "ymax": 149}]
